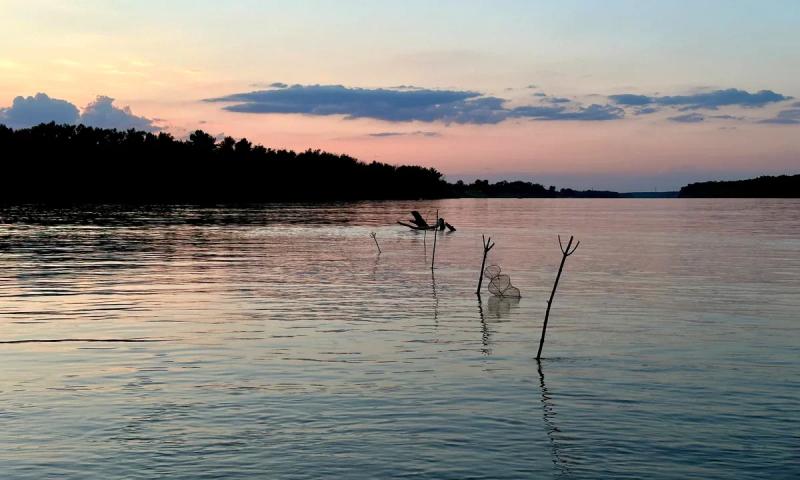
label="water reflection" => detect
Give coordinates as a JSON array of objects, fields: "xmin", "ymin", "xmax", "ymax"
[
  {"xmin": 431, "ymin": 269, "xmax": 439, "ymax": 326},
  {"xmin": 537, "ymin": 360, "xmax": 570, "ymax": 477},
  {"xmin": 370, "ymin": 253, "xmax": 380, "ymax": 278},
  {"xmin": 477, "ymin": 295, "xmax": 520, "ymax": 355},
  {"xmin": 476, "ymin": 295, "xmax": 491, "ymax": 355},
  {"xmin": 487, "ymin": 295, "xmax": 520, "ymax": 318},
  {"xmin": 0, "ymin": 338, "xmax": 162, "ymax": 344},
  {"xmin": 2, "ymin": 200, "xmax": 799, "ymax": 479}
]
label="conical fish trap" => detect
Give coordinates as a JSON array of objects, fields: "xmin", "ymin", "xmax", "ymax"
[
  {"xmin": 484, "ymin": 264, "xmax": 502, "ymax": 280},
  {"xmin": 484, "ymin": 265, "xmax": 521, "ymax": 298}
]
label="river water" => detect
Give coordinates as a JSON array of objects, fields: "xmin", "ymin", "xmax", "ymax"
[{"xmin": 1, "ymin": 199, "xmax": 798, "ymax": 479}]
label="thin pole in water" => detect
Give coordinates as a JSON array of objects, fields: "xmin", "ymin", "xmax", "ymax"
[
  {"xmin": 536, "ymin": 235, "xmax": 580, "ymax": 360},
  {"xmin": 430, "ymin": 209, "xmax": 438, "ymax": 270},
  {"xmin": 476, "ymin": 234, "xmax": 495, "ymax": 295},
  {"xmin": 370, "ymin": 232, "xmax": 381, "ymax": 254}
]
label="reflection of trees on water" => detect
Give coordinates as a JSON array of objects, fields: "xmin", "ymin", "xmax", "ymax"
[{"xmin": 537, "ymin": 360, "xmax": 570, "ymax": 476}]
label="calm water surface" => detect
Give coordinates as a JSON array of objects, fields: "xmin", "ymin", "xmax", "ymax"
[{"xmin": 1, "ymin": 199, "xmax": 798, "ymax": 479}]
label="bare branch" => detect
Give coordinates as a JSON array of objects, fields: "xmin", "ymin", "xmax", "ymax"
[
  {"xmin": 370, "ymin": 231, "xmax": 381, "ymax": 254},
  {"xmin": 567, "ymin": 240, "xmax": 580, "ymax": 256},
  {"xmin": 537, "ymin": 234, "xmax": 579, "ymax": 359},
  {"xmin": 476, "ymin": 233, "xmax": 494, "ymax": 294}
]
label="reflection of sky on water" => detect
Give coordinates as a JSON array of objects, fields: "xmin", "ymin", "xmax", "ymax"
[{"xmin": 1, "ymin": 199, "xmax": 799, "ymax": 479}]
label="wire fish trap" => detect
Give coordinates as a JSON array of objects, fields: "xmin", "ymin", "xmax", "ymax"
[{"xmin": 483, "ymin": 265, "xmax": 521, "ymax": 298}]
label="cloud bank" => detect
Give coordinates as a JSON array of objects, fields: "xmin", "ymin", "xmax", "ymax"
[
  {"xmin": 209, "ymin": 84, "xmax": 794, "ymax": 126},
  {"xmin": 668, "ymin": 112, "xmax": 706, "ymax": 123},
  {"xmin": 369, "ymin": 130, "xmax": 441, "ymax": 137},
  {"xmin": 0, "ymin": 93, "xmax": 80, "ymax": 128},
  {"xmin": 206, "ymin": 84, "xmax": 624, "ymax": 124},
  {"xmin": 510, "ymin": 103, "xmax": 623, "ymax": 121},
  {"xmin": 79, "ymin": 96, "xmax": 157, "ymax": 131},
  {"xmin": 609, "ymin": 88, "xmax": 791, "ymax": 110},
  {"xmin": 0, "ymin": 93, "xmax": 158, "ymax": 131},
  {"xmin": 759, "ymin": 105, "xmax": 800, "ymax": 125}
]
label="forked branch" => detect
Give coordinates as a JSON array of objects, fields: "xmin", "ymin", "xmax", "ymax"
[
  {"xmin": 370, "ymin": 232, "xmax": 381, "ymax": 254},
  {"xmin": 476, "ymin": 234, "xmax": 495, "ymax": 295},
  {"xmin": 537, "ymin": 235, "xmax": 579, "ymax": 360},
  {"xmin": 558, "ymin": 235, "xmax": 580, "ymax": 256}
]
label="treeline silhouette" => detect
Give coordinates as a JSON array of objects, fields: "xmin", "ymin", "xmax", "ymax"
[
  {"xmin": 450, "ymin": 179, "xmax": 619, "ymax": 198},
  {"xmin": 0, "ymin": 123, "xmax": 620, "ymax": 203},
  {"xmin": 0, "ymin": 123, "xmax": 448, "ymax": 203},
  {"xmin": 679, "ymin": 175, "xmax": 800, "ymax": 198}
]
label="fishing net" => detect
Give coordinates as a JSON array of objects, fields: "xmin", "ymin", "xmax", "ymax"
[
  {"xmin": 504, "ymin": 286, "xmax": 521, "ymax": 298},
  {"xmin": 484, "ymin": 265, "xmax": 502, "ymax": 279},
  {"xmin": 483, "ymin": 265, "xmax": 521, "ymax": 297},
  {"xmin": 488, "ymin": 274, "xmax": 511, "ymax": 295}
]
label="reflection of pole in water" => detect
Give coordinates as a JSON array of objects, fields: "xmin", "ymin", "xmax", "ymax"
[
  {"xmin": 537, "ymin": 360, "xmax": 570, "ymax": 476},
  {"xmin": 477, "ymin": 295, "xmax": 491, "ymax": 355},
  {"xmin": 431, "ymin": 269, "xmax": 439, "ymax": 326},
  {"xmin": 423, "ymin": 229, "xmax": 427, "ymax": 259},
  {"xmin": 371, "ymin": 252, "xmax": 380, "ymax": 278},
  {"xmin": 430, "ymin": 209, "xmax": 438, "ymax": 271},
  {"xmin": 477, "ymin": 296, "xmax": 519, "ymax": 356}
]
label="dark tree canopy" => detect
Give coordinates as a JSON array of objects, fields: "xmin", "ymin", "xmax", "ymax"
[
  {"xmin": 0, "ymin": 123, "xmax": 620, "ymax": 204},
  {"xmin": 679, "ymin": 175, "xmax": 800, "ymax": 198},
  {"xmin": 0, "ymin": 123, "xmax": 450, "ymax": 203}
]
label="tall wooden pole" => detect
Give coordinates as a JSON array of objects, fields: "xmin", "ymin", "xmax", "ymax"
[{"xmin": 537, "ymin": 235, "xmax": 579, "ymax": 360}]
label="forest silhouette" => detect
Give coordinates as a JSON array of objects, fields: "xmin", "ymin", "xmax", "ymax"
[
  {"xmin": 0, "ymin": 123, "xmax": 616, "ymax": 203},
  {"xmin": 679, "ymin": 174, "xmax": 800, "ymax": 197}
]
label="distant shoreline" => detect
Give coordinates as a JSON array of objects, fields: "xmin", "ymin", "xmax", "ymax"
[
  {"xmin": 677, "ymin": 174, "xmax": 799, "ymax": 198},
  {"xmin": 1, "ymin": 123, "xmax": 796, "ymax": 203}
]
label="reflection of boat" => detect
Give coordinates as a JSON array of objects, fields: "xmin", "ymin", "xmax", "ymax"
[{"xmin": 397, "ymin": 210, "xmax": 456, "ymax": 231}]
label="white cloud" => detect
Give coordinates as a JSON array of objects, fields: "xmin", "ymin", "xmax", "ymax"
[
  {"xmin": 0, "ymin": 92, "xmax": 158, "ymax": 131},
  {"xmin": 79, "ymin": 95, "xmax": 157, "ymax": 131},
  {"xmin": 0, "ymin": 93, "xmax": 79, "ymax": 128}
]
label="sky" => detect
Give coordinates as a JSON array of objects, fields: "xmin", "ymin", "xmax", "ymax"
[{"xmin": 1, "ymin": 0, "xmax": 798, "ymax": 191}]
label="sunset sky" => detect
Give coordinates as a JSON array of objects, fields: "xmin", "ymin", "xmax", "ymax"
[{"xmin": 1, "ymin": 0, "xmax": 798, "ymax": 190}]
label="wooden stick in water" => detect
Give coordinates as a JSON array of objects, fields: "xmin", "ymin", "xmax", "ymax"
[
  {"xmin": 536, "ymin": 235, "xmax": 580, "ymax": 360},
  {"xmin": 476, "ymin": 234, "xmax": 495, "ymax": 295},
  {"xmin": 370, "ymin": 232, "xmax": 381, "ymax": 254},
  {"xmin": 430, "ymin": 209, "xmax": 438, "ymax": 270}
]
